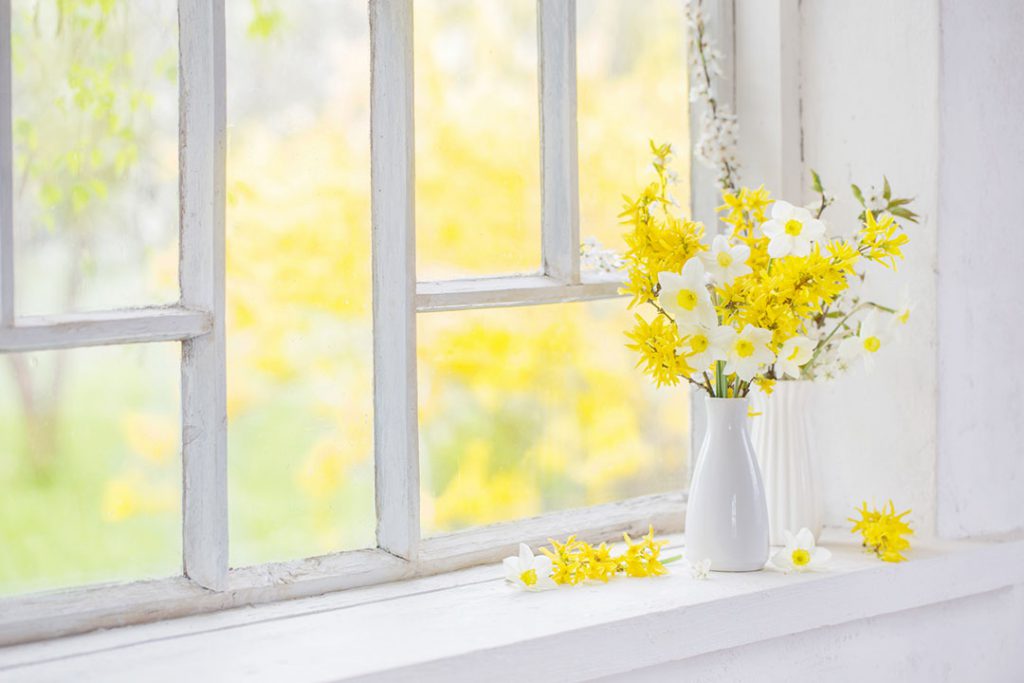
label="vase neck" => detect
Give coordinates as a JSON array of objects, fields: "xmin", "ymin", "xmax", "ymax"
[{"xmin": 704, "ymin": 397, "xmax": 749, "ymax": 432}]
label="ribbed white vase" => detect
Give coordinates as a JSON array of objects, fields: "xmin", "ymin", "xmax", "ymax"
[
  {"xmin": 749, "ymin": 380, "xmax": 822, "ymax": 545},
  {"xmin": 685, "ymin": 397, "xmax": 769, "ymax": 571}
]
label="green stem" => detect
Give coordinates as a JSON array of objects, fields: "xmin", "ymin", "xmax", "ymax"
[{"xmin": 807, "ymin": 301, "xmax": 896, "ymax": 367}]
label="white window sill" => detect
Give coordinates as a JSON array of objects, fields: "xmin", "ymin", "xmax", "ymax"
[{"xmin": 2, "ymin": 530, "xmax": 1023, "ymax": 682}]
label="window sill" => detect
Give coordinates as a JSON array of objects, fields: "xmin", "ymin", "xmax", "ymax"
[{"xmin": 3, "ymin": 530, "xmax": 1023, "ymax": 682}]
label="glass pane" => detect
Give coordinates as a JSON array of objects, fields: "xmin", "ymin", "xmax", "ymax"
[
  {"xmin": 418, "ymin": 300, "xmax": 689, "ymax": 536},
  {"xmin": 225, "ymin": 1, "xmax": 375, "ymax": 566},
  {"xmin": 12, "ymin": 0, "xmax": 179, "ymax": 314},
  {"xmin": 577, "ymin": 0, "xmax": 690, "ymax": 265},
  {"xmin": 0, "ymin": 344, "xmax": 180, "ymax": 596},
  {"xmin": 415, "ymin": 0, "xmax": 541, "ymax": 280}
]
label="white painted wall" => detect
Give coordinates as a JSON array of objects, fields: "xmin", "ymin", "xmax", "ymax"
[
  {"xmin": 936, "ymin": 0, "xmax": 1024, "ymax": 537},
  {"xmin": 595, "ymin": 584, "xmax": 1024, "ymax": 683},
  {"xmin": 737, "ymin": 0, "xmax": 941, "ymax": 535}
]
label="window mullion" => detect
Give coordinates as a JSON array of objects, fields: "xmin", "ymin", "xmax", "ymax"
[
  {"xmin": 538, "ymin": 0, "xmax": 580, "ymax": 285},
  {"xmin": 370, "ymin": 0, "xmax": 419, "ymax": 561},
  {"xmin": 0, "ymin": 0, "xmax": 13, "ymax": 326},
  {"xmin": 178, "ymin": 0, "xmax": 228, "ymax": 590}
]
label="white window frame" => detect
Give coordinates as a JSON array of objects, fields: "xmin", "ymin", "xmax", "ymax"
[{"xmin": 0, "ymin": 0, "xmax": 735, "ymax": 646}]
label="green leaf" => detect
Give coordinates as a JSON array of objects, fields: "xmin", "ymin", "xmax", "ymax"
[
  {"xmin": 890, "ymin": 207, "xmax": 920, "ymax": 223},
  {"xmin": 810, "ymin": 169, "xmax": 824, "ymax": 194},
  {"xmin": 888, "ymin": 197, "xmax": 914, "ymax": 207},
  {"xmin": 851, "ymin": 184, "xmax": 865, "ymax": 206},
  {"xmin": 883, "ymin": 176, "xmax": 892, "ymax": 200}
]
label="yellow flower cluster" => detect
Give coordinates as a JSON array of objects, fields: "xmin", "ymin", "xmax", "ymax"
[
  {"xmin": 849, "ymin": 500, "xmax": 914, "ymax": 562},
  {"xmin": 622, "ymin": 142, "xmax": 911, "ymax": 395},
  {"xmin": 858, "ymin": 210, "xmax": 910, "ymax": 269},
  {"xmin": 540, "ymin": 526, "xmax": 675, "ymax": 585}
]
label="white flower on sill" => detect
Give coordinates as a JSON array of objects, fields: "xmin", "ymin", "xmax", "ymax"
[
  {"xmin": 699, "ymin": 235, "xmax": 751, "ymax": 286},
  {"xmin": 838, "ymin": 310, "xmax": 893, "ymax": 370},
  {"xmin": 770, "ymin": 528, "xmax": 832, "ymax": 573},
  {"xmin": 688, "ymin": 558, "xmax": 712, "ymax": 580},
  {"xmin": 774, "ymin": 335, "xmax": 816, "ymax": 379},
  {"xmin": 658, "ymin": 259, "xmax": 717, "ymax": 329},
  {"xmin": 503, "ymin": 543, "xmax": 557, "ymax": 592},
  {"xmin": 715, "ymin": 325, "xmax": 775, "ymax": 382},
  {"xmin": 677, "ymin": 323, "xmax": 732, "ymax": 374},
  {"xmin": 760, "ymin": 201, "xmax": 826, "ymax": 258}
]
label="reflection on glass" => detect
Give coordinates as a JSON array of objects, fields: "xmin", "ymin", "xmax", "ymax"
[
  {"xmin": 12, "ymin": 0, "xmax": 179, "ymax": 314},
  {"xmin": 577, "ymin": 0, "xmax": 690, "ymax": 260},
  {"xmin": 418, "ymin": 300, "xmax": 689, "ymax": 535},
  {"xmin": 0, "ymin": 344, "xmax": 181, "ymax": 596},
  {"xmin": 225, "ymin": 1, "xmax": 375, "ymax": 565},
  {"xmin": 415, "ymin": 0, "xmax": 541, "ymax": 280}
]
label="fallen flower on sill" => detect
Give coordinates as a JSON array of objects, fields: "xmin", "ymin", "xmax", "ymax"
[
  {"xmin": 770, "ymin": 528, "xmax": 832, "ymax": 573},
  {"xmin": 503, "ymin": 543, "xmax": 557, "ymax": 592},
  {"xmin": 688, "ymin": 558, "xmax": 712, "ymax": 580},
  {"xmin": 849, "ymin": 500, "xmax": 914, "ymax": 562}
]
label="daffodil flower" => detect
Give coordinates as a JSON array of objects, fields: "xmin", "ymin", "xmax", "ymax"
[
  {"xmin": 760, "ymin": 200, "xmax": 826, "ymax": 258},
  {"xmin": 503, "ymin": 543, "xmax": 557, "ymax": 591},
  {"xmin": 838, "ymin": 310, "xmax": 892, "ymax": 370},
  {"xmin": 715, "ymin": 325, "xmax": 775, "ymax": 381},
  {"xmin": 657, "ymin": 259, "xmax": 716, "ymax": 329},
  {"xmin": 699, "ymin": 235, "xmax": 752, "ymax": 285},
  {"xmin": 677, "ymin": 322, "xmax": 732, "ymax": 373},
  {"xmin": 774, "ymin": 335, "xmax": 815, "ymax": 379},
  {"xmin": 770, "ymin": 528, "xmax": 831, "ymax": 573}
]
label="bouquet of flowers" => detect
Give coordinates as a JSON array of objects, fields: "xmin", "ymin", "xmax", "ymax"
[{"xmin": 622, "ymin": 143, "xmax": 914, "ymax": 397}]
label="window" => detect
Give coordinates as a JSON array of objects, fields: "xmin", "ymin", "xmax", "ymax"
[{"xmin": 0, "ymin": 0, "xmax": 703, "ymax": 640}]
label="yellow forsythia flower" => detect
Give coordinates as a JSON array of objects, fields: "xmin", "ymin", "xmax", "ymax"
[
  {"xmin": 849, "ymin": 500, "xmax": 914, "ymax": 562},
  {"xmin": 540, "ymin": 526, "xmax": 675, "ymax": 585}
]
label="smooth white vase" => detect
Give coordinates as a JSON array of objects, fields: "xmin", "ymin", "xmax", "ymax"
[
  {"xmin": 685, "ymin": 397, "xmax": 769, "ymax": 571},
  {"xmin": 749, "ymin": 380, "xmax": 822, "ymax": 545}
]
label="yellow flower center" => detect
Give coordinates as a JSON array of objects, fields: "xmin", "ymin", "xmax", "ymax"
[
  {"xmin": 690, "ymin": 334, "xmax": 709, "ymax": 353},
  {"xmin": 784, "ymin": 219, "xmax": 803, "ymax": 236},
  {"xmin": 716, "ymin": 251, "xmax": 733, "ymax": 267},
  {"xmin": 792, "ymin": 549, "xmax": 811, "ymax": 566},
  {"xmin": 676, "ymin": 289, "xmax": 698, "ymax": 311},
  {"xmin": 863, "ymin": 336, "xmax": 881, "ymax": 353},
  {"xmin": 735, "ymin": 339, "xmax": 755, "ymax": 358},
  {"xmin": 520, "ymin": 569, "xmax": 538, "ymax": 586},
  {"xmin": 786, "ymin": 345, "xmax": 802, "ymax": 361}
]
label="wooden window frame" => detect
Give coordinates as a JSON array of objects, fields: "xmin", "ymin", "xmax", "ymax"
[{"xmin": 0, "ymin": 0, "xmax": 734, "ymax": 646}]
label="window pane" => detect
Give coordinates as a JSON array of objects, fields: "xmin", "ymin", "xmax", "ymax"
[
  {"xmin": 577, "ymin": 0, "xmax": 690, "ymax": 263},
  {"xmin": 0, "ymin": 344, "xmax": 180, "ymax": 596},
  {"xmin": 415, "ymin": 0, "xmax": 541, "ymax": 280},
  {"xmin": 225, "ymin": 1, "xmax": 375, "ymax": 566},
  {"xmin": 418, "ymin": 300, "xmax": 689, "ymax": 536},
  {"xmin": 12, "ymin": 0, "xmax": 179, "ymax": 314}
]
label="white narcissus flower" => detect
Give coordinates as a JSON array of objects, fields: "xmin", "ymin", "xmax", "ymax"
[
  {"xmin": 677, "ymin": 323, "xmax": 732, "ymax": 374},
  {"xmin": 760, "ymin": 200, "xmax": 826, "ymax": 258},
  {"xmin": 716, "ymin": 325, "xmax": 775, "ymax": 381},
  {"xmin": 774, "ymin": 335, "xmax": 816, "ymax": 379},
  {"xmin": 657, "ymin": 259, "xmax": 717, "ymax": 329},
  {"xmin": 770, "ymin": 528, "xmax": 832, "ymax": 573},
  {"xmin": 838, "ymin": 310, "xmax": 893, "ymax": 370},
  {"xmin": 699, "ymin": 235, "xmax": 752, "ymax": 285},
  {"xmin": 503, "ymin": 543, "xmax": 556, "ymax": 591}
]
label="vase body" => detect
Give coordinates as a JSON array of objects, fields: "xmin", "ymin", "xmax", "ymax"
[
  {"xmin": 749, "ymin": 380, "xmax": 822, "ymax": 546},
  {"xmin": 685, "ymin": 397, "xmax": 769, "ymax": 571}
]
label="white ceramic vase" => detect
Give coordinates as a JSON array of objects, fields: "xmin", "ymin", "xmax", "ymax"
[
  {"xmin": 749, "ymin": 380, "xmax": 822, "ymax": 546},
  {"xmin": 685, "ymin": 397, "xmax": 769, "ymax": 571}
]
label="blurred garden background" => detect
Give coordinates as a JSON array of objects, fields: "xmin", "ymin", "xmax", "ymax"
[{"xmin": 0, "ymin": 0, "xmax": 690, "ymax": 596}]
